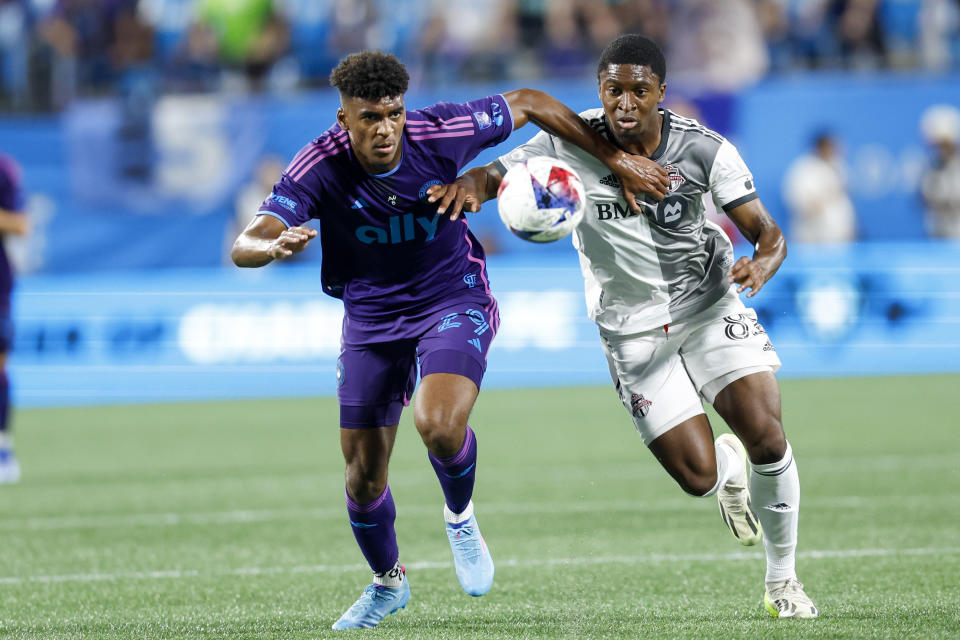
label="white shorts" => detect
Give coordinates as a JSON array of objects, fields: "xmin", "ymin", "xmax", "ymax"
[{"xmin": 600, "ymin": 288, "xmax": 782, "ymax": 446}]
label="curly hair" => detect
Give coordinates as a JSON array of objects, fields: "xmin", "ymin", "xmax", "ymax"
[
  {"xmin": 597, "ymin": 34, "xmax": 666, "ymax": 83},
  {"xmin": 329, "ymin": 51, "xmax": 410, "ymax": 100}
]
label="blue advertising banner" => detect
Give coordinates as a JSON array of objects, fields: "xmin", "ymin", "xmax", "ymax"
[{"xmin": 10, "ymin": 243, "xmax": 960, "ymax": 408}]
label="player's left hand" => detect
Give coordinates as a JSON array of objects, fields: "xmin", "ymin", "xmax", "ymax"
[
  {"xmin": 426, "ymin": 180, "xmax": 482, "ymax": 220},
  {"xmin": 728, "ymin": 256, "xmax": 770, "ymax": 298},
  {"xmin": 611, "ymin": 153, "xmax": 670, "ymax": 211}
]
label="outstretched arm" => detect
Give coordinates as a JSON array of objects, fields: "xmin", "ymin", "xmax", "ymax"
[
  {"xmin": 0, "ymin": 207, "xmax": 29, "ymax": 236},
  {"xmin": 427, "ymin": 164, "xmax": 502, "ymax": 220},
  {"xmin": 725, "ymin": 199, "xmax": 787, "ymax": 298},
  {"xmin": 231, "ymin": 214, "xmax": 317, "ymax": 267},
  {"xmin": 503, "ymin": 89, "xmax": 669, "ymax": 206}
]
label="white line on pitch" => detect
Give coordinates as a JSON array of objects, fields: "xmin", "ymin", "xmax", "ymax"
[
  {"xmin": 3, "ymin": 494, "xmax": 958, "ymax": 532},
  {"xmin": 1, "ymin": 547, "xmax": 957, "ymax": 586}
]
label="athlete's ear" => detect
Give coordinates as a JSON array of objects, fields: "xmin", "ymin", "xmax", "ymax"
[
  {"xmin": 336, "ymin": 107, "xmax": 348, "ymax": 131},
  {"xmin": 658, "ymin": 83, "xmax": 666, "ymax": 104}
]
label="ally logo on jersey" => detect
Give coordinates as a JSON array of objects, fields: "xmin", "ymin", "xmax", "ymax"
[{"xmin": 355, "ymin": 212, "xmax": 440, "ymax": 245}]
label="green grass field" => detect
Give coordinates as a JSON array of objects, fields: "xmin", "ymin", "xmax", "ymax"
[{"xmin": 1, "ymin": 375, "xmax": 958, "ymax": 639}]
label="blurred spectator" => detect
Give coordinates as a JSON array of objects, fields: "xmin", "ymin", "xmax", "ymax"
[
  {"xmin": 183, "ymin": 0, "xmax": 289, "ymax": 92},
  {"xmin": 919, "ymin": 0, "xmax": 960, "ymax": 70},
  {"xmin": 783, "ymin": 131, "xmax": 857, "ymax": 243},
  {"xmin": 534, "ymin": 0, "xmax": 619, "ymax": 78},
  {"xmin": 0, "ymin": 152, "xmax": 30, "ymax": 484},
  {"xmin": 607, "ymin": 0, "xmax": 670, "ymax": 44},
  {"xmin": 418, "ymin": 0, "xmax": 516, "ymax": 84},
  {"xmin": 667, "ymin": 0, "xmax": 769, "ymax": 91},
  {"xmin": 0, "ymin": 0, "xmax": 31, "ymax": 109},
  {"xmin": 37, "ymin": 0, "xmax": 154, "ymax": 107},
  {"xmin": 326, "ymin": 0, "xmax": 379, "ymax": 59},
  {"xmin": 755, "ymin": 0, "xmax": 793, "ymax": 71},
  {"xmin": 919, "ymin": 104, "xmax": 960, "ymax": 239},
  {"xmin": 831, "ymin": 0, "xmax": 888, "ymax": 69}
]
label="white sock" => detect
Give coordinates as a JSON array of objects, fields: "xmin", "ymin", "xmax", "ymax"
[
  {"xmin": 701, "ymin": 439, "xmax": 743, "ymax": 497},
  {"xmin": 750, "ymin": 441, "xmax": 799, "ymax": 584},
  {"xmin": 373, "ymin": 561, "xmax": 405, "ymax": 588},
  {"xmin": 0, "ymin": 432, "xmax": 10, "ymax": 449},
  {"xmin": 444, "ymin": 500, "xmax": 474, "ymax": 525}
]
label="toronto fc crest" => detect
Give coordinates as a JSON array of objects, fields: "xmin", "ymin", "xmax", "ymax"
[
  {"xmin": 664, "ymin": 165, "xmax": 685, "ymax": 192},
  {"xmin": 631, "ymin": 393, "xmax": 653, "ymax": 418}
]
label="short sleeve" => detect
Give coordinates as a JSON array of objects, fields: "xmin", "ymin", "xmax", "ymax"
[
  {"xmin": 494, "ymin": 130, "xmax": 557, "ymax": 176},
  {"xmin": 414, "ymin": 94, "xmax": 515, "ymax": 170},
  {"xmin": 256, "ymin": 174, "xmax": 317, "ymax": 227},
  {"xmin": 709, "ymin": 139, "xmax": 758, "ymax": 212}
]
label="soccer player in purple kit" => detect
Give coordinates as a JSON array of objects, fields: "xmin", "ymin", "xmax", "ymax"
[
  {"xmin": 231, "ymin": 50, "xmax": 669, "ymax": 631},
  {"xmin": 0, "ymin": 153, "xmax": 30, "ymax": 484}
]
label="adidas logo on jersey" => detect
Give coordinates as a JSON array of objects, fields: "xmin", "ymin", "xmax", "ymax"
[{"xmin": 599, "ymin": 173, "xmax": 621, "ymax": 188}]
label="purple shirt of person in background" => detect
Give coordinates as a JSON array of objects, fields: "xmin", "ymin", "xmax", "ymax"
[
  {"xmin": 256, "ymin": 94, "xmax": 514, "ymax": 341},
  {"xmin": 0, "ymin": 154, "xmax": 24, "ymax": 305}
]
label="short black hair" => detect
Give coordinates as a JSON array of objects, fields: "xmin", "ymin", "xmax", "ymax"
[
  {"xmin": 597, "ymin": 34, "xmax": 666, "ymax": 83},
  {"xmin": 329, "ymin": 51, "xmax": 410, "ymax": 101}
]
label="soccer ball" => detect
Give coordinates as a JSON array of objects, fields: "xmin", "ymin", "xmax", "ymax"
[{"xmin": 496, "ymin": 156, "xmax": 586, "ymax": 243}]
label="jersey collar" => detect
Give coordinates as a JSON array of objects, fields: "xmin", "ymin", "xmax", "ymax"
[{"xmin": 648, "ymin": 108, "xmax": 670, "ymax": 162}]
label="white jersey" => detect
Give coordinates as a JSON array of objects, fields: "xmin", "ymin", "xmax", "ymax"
[{"xmin": 496, "ymin": 108, "xmax": 758, "ymax": 335}]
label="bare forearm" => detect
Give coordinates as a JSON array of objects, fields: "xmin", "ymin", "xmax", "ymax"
[
  {"xmin": 0, "ymin": 209, "xmax": 28, "ymax": 235},
  {"xmin": 506, "ymin": 89, "xmax": 618, "ymax": 168},
  {"xmin": 231, "ymin": 234, "xmax": 276, "ymax": 267},
  {"xmin": 750, "ymin": 220, "xmax": 787, "ymax": 279},
  {"xmin": 231, "ymin": 217, "xmax": 315, "ymax": 266},
  {"xmin": 464, "ymin": 166, "xmax": 501, "ymax": 203}
]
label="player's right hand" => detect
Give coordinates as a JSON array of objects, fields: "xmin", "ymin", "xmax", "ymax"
[
  {"xmin": 268, "ymin": 226, "xmax": 317, "ymax": 260},
  {"xmin": 426, "ymin": 180, "xmax": 482, "ymax": 221},
  {"xmin": 612, "ymin": 152, "xmax": 670, "ymax": 210}
]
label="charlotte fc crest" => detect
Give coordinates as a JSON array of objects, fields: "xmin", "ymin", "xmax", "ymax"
[{"xmin": 664, "ymin": 165, "xmax": 685, "ymax": 192}]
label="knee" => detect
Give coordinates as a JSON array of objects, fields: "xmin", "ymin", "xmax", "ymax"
[
  {"xmin": 675, "ymin": 463, "xmax": 719, "ymax": 497},
  {"xmin": 414, "ymin": 407, "xmax": 467, "ymax": 457},
  {"xmin": 740, "ymin": 424, "xmax": 787, "ymax": 465},
  {"xmin": 345, "ymin": 463, "xmax": 387, "ymax": 504}
]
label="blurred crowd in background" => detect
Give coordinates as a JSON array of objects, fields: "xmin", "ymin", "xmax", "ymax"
[
  {"xmin": 0, "ymin": 0, "xmax": 958, "ymax": 261},
  {"xmin": 0, "ymin": 0, "xmax": 959, "ymax": 111}
]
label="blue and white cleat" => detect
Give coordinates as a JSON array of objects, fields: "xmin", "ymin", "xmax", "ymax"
[
  {"xmin": 331, "ymin": 577, "xmax": 410, "ymax": 630},
  {"xmin": 0, "ymin": 447, "xmax": 20, "ymax": 484},
  {"xmin": 445, "ymin": 501, "xmax": 494, "ymax": 596}
]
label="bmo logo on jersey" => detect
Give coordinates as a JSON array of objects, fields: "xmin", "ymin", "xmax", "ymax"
[
  {"xmin": 594, "ymin": 202, "xmax": 639, "ymax": 220},
  {"xmin": 595, "ymin": 197, "xmax": 687, "ymax": 228},
  {"xmin": 355, "ymin": 213, "xmax": 440, "ymax": 244}
]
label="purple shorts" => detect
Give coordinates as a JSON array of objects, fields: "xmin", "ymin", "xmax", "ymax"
[{"xmin": 337, "ymin": 301, "xmax": 499, "ymax": 429}]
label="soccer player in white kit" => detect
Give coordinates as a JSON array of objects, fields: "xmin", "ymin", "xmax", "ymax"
[{"xmin": 429, "ymin": 34, "xmax": 818, "ymax": 619}]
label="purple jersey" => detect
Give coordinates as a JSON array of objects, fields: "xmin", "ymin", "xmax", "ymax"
[
  {"xmin": 257, "ymin": 95, "xmax": 514, "ymax": 338},
  {"xmin": 0, "ymin": 154, "xmax": 24, "ymax": 303}
]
